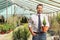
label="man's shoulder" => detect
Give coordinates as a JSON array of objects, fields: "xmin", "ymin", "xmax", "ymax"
[
  {"xmin": 31, "ymin": 14, "xmax": 36, "ymax": 17},
  {"xmin": 41, "ymin": 14, "xmax": 46, "ymax": 15},
  {"xmin": 41, "ymin": 14, "xmax": 47, "ymax": 16},
  {"xmin": 41, "ymin": 14, "xmax": 48, "ymax": 18}
]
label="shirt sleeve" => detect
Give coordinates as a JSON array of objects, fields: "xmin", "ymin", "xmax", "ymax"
[{"xmin": 28, "ymin": 16, "xmax": 33, "ymax": 27}]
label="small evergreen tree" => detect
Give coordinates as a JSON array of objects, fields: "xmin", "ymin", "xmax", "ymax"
[{"xmin": 43, "ymin": 17, "xmax": 46, "ymax": 26}]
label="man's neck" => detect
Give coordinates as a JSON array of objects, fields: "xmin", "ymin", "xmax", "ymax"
[
  {"xmin": 37, "ymin": 13, "xmax": 42, "ymax": 15},
  {"xmin": 37, "ymin": 12, "xmax": 42, "ymax": 14}
]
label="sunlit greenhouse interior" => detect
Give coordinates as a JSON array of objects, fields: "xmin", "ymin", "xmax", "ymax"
[{"xmin": 0, "ymin": 0, "xmax": 60, "ymax": 40}]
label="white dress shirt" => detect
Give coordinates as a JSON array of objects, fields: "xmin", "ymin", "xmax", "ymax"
[{"xmin": 28, "ymin": 14, "xmax": 50, "ymax": 32}]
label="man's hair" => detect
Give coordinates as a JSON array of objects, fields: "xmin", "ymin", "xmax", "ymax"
[{"xmin": 36, "ymin": 4, "xmax": 43, "ymax": 9}]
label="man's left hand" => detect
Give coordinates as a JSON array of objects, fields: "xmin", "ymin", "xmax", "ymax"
[{"xmin": 42, "ymin": 26, "xmax": 49, "ymax": 32}]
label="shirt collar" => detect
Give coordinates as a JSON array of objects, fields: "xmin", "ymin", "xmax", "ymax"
[{"xmin": 36, "ymin": 13, "xmax": 42, "ymax": 16}]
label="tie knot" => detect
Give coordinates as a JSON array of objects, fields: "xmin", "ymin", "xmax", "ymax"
[{"xmin": 38, "ymin": 14, "xmax": 40, "ymax": 17}]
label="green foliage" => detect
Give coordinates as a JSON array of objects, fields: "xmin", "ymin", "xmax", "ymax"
[
  {"xmin": 0, "ymin": 15, "xmax": 5, "ymax": 24},
  {"xmin": 56, "ymin": 13, "xmax": 60, "ymax": 24},
  {"xmin": 20, "ymin": 16, "xmax": 28, "ymax": 23},
  {"xmin": 13, "ymin": 28, "xmax": 22, "ymax": 40},
  {"xmin": 48, "ymin": 13, "xmax": 60, "ymax": 35},
  {"xmin": 43, "ymin": 17, "xmax": 46, "ymax": 26},
  {"xmin": 23, "ymin": 27, "xmax": 30, "ymax": 40},
  {"xmin": 13, "ymin": 24, "xmax": 30, "ymax": 40},
  {"xmin": 0, "ymin": 23, "xmax": 15, "ymax": 34}
]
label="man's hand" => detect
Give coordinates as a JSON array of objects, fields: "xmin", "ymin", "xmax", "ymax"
[
  {"xmin": 29, "ymin": 27, "xmax": 37, "ymax": 36},
  {"xmin": 32, "ymin": 32, "xmax": 37, "ymax": 36},
  {"xmin": 42, "ymin": 26, "xmax": 49, "ymax": 32}
]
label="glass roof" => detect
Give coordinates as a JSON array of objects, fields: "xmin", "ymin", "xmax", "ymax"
[
  {"xmin": 12, "ymin": 0, "xmax": 60, "ymax": 13},
  {"xmin": 36, "ymin": 0, "xmax": 60, "ymax": 8},
  {"xmin": 0, "ymin": 0, "xmax": 60, "ymax": 14},
  {"xmin": 0, "ymin": 0, "xmax": 13, "ymax": 10},
  {"xmin": 0, "ymin": 0, "xmax": 60, "ymax": 19}
]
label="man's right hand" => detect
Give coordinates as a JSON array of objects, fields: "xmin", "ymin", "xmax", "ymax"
[
  {"xmin": 29, "ymin": 27, "xmax": 37, "ymax": 36},
  {"xmin": 32, "ymin": 32, "xmax": 37, "ymax": 36}
]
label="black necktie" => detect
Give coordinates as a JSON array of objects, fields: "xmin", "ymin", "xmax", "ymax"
[{"xmin": 38, "ymin": 14, "xmax": 41, "ymax": 32}]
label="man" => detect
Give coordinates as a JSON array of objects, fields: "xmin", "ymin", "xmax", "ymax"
[{"xmin": 28, "ymin": 4, "xmax": 50, "ymax": 40}]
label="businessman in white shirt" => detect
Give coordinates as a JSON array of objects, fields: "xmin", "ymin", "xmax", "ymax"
[{"xmin": 28, "ymin": 4, "xmax": 50, "ymax": 40}]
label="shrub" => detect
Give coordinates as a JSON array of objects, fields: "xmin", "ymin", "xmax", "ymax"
[
  {"xmin": 0, "ymin": 15, "xmax": 5, "ymax": 24},
  {"xmin": 13, "ymin": 28, "xmax": 22, "ymax": 40},
  {"xmin": 13, "ymin": 24, "xmax": 30, "ymax": 40},
  {"xmin": 20, "ymin": 16, "xmax": 28, "ymax": 23},
  {"xmin": 56, "ymin": 13, "xmax": 60, "ymax": 24}
]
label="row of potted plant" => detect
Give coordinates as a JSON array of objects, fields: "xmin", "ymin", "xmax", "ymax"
[{"xmin": 0, "ymin": 23, "xmax": 15, "ymax": 34}]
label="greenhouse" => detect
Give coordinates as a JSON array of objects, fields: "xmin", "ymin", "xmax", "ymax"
[{"xmin": 0, "ymin": 0, "xmax": 60, "ymax": 40}]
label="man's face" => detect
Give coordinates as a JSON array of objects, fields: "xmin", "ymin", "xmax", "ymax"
[{"xmin": 37, "ymin": 6, "xmax": 43, "ymax": 13}]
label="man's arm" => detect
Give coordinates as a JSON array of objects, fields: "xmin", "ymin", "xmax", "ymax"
[
  {"xmin": 29, "ymin": 27, "xmax": 36, "ymax": 36},
  {"xmin": 28, "ymin": 18, "xmax": 36, "ymax": 36}
]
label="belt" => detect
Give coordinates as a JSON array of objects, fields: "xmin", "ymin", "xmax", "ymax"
[{"xmin": 34, "ymin": 32, "xmax": 45, "ymax": 34}]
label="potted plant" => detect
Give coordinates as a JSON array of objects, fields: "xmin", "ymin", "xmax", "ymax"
[
  {"xmin": 0, "ymin": 27, "xmax": 2, "ymax": 34},
  {"xmin": 0, "ymin": 25, "xmax": 5, "ymax": 34},
  {"xmin": 42, "ymin": 17, "xmax": 47, "ymax": 32},
  {"xmin": 1, "ymin": 28, "xmax": 5, "ymax": 34},
  {"xmin": 0, "ymin": 23, "xmax": 14, "ymax": 34}
]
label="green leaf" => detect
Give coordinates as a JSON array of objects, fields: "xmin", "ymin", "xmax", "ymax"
[{"xmin": 43, "ymin": 17, "xmax": 46, "ymax": 26}]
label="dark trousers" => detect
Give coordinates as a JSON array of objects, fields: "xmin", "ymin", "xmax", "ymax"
[{"xmin": 32, "ymin": 33, "xmax": 46, "ymax": 40}]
